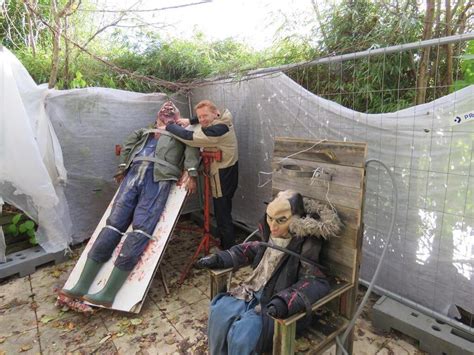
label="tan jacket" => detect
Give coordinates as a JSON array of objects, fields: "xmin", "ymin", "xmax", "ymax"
[{"xmin": 166, "ymin": 109, "xmax": 238, "ymax": 197}]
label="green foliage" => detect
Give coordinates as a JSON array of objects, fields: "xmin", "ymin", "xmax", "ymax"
[
  {"xmin": 70, "ymin": 71, "xmax": 87, "ymax": 88},
  {"xmin": 274, "ymin": 0, "xmax": 425, "ymax": 113},
  {"xmin": 4, "ymin": 213, "xmax": 37, "ymax": 245},
  {"xmin": 453, "ymin": 41, "xmax": 474, "ymax": 91}
]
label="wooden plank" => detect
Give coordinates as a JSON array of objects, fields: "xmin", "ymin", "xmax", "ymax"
[
  {"xmin": 302, "ymin": 310, "xmax": 350, "ymax": 353},
  {"xmin": 321, "ymin": 246, "xmax": 357, "ymax": 276},
  {"xmin": 209, "ymin": 269, "xmax": 232, "ymax": 300},
  {"xmin": 273, "ymin": 320, "xmax": 296, "ymax": 355},
  {"xmin": 331, "ymin": 227, "xmax": 358, "ymax": 249},
  {"xmin": 282, "ymin": 283, "xmax": 353, "ymax": 325},
  {"xmin": 271, "ymin": 157, "xmax": 365, "ymax": 189},
  {"xmin": 321, "ymin": 260, "xmax": 354, "ymax": 283},
  {"xmin": 274, "ymin": 137, "xmax": 367, "ymax": 168},
  {"xmin": 272, "ymin": 188, "xmax": 362, "ymax": 230},
  {"xmin": 272, "ymin": 171, "xmax": 363, "ymax": 210}
]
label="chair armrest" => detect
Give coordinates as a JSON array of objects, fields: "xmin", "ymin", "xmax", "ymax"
[
  {"xmin": 280, "ymin": 281, "xmax": 353, "ymax": 326},
  {"xmin": 271, "ymin": 281, "xmax": 353, "ymax": 354},
  {"xmin": 209, "ymin": 267, "xmax": 233, "ymax": 299}
]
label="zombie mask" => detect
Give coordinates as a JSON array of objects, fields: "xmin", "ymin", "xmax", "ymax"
[
  {"xmin": 266, "ymin": 190, "xmax": 304, "ymax": 238},
  {"xmin": 157, "ymin": 101, "xmax": 180, "ymax": 125}
]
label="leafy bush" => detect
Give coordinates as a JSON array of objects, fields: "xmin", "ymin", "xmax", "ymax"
[{"xmin": 4, "ymin": 213, "xmax": 38, "ymax": 245}]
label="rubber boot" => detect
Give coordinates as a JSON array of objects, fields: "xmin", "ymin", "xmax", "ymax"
[
  {"xmin": 61, "ymin": 258, "xmax": 103, "ymax": 299},
  {"xmin": 83, "ymin": 266, "xmax": 130, "ymax": 308}
]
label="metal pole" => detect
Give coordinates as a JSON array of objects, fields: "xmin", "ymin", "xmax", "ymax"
[
  {"xmin": 201, "ymin": 32, "xmax": 474, "ymax": 84},
  {"xmin": 246, "ymin": 32, "xmax": 474, "ymax": 76}
]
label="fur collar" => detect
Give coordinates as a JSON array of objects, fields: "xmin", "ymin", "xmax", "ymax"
[{"xmin": 288, "ymin": 198, "xmax": 342, "ymax": 239}]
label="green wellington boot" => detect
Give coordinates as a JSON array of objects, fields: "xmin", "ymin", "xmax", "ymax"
[
  {"xmin": 83, "ymin": 267, "xmax": 130, "ymax": 308},
  {"xmin": 61, "ymin": 258, "xmax": 103, "ymax": 299}
]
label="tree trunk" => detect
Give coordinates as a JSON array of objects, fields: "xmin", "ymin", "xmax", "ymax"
[
  {"xmin": 48, "ymin": 0, "xmax": 61, "ymax": 89},
  {"xmin": 24, "ymin": 2, "xmax": 37, "ymax": 56},
  {"xmin": 63, "ymin": 17, "xmax": 70, "ymax": 89},
  {"xmin": 444, "ymin": 0, "xmax": 453, "ymax": 92},
  {"xmin": 415, "ymin": 0, "xmax": 435, "ymax": 105}
]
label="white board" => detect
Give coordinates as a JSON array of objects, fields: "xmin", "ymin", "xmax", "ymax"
[{"xmin": 63, "ymin": 183, "xmax": 187, "ymax": 313}]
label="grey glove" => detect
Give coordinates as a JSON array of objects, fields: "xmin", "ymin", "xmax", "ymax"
[{"xmin": 195, "ymin": 254, "xmax": 222, "ymax": 269}]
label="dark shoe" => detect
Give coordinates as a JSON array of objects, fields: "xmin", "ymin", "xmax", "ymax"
[
  {"xmin": 83, "ymin": 267, "xmax": 130, "ymax": 307},
  {"xmin": 61, "ymin": 258, "xmax": 103, "ymax": 299}
]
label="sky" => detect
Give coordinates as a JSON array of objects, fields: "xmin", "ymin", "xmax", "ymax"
[{"xmin": 99, "ymin": 0, "xmax": 317, "ymax": 49}]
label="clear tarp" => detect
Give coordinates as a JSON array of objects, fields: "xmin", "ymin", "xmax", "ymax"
[
  {"xmin": 191, "ymin": 72, "xmax": 474, "ymax": 317},
  {"xmin": 0, "ymin": 47, "xmax": 72, "ymax": 253}
]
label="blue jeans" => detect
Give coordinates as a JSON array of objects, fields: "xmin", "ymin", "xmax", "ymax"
[
  {"xmin": 88, "ymin": 162, "xmax": 172, "ymax": 271},
  {"xmin": 208, "ymin": 292, "xmax": 263, "ymax": 355}
]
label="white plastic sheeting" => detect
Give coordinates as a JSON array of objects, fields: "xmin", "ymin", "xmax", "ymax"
[
  {"xmin": 45, "ymin": 88, "xmax": 197, "ymax": 244},
  {"xmin": 0, "ymin": 47, "xmax": 72, "ymax": 253},
  {"xmin": 191, "ymin": 73, "xmax": 474, "ymax": 317}
]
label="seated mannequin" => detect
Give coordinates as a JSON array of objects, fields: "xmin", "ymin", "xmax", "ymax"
[
  {"xmin": 196, "ymin": 190, "xmax": 342, "ymax": 354},
  {"xmin": 61, "ymin": 101, "xmax": 199, "ymax": 307}
]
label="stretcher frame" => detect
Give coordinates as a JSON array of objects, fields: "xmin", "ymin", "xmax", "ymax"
[{"xmin": 62, "ymin": 183, "xmax": 187, "ymax": 313}]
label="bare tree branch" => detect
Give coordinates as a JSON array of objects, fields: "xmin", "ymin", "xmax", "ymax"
[
  {"xmin": 310, "ymin": 0, "xmax": 328, "ymax": 45},
  {"xmin": 453, "ymin": 2, "xmax": 473, "ymax": 33},
  {"xmin": 76, "ymin": 0, "xmax": 211, "ymax": 13},
  {"xmin": 416, "ymin": 0, "xmax": 435, "ymax": 105},
  {"xmin": 81, "ymin": 14, "xmax": 126, "ymax": 48},
  {"xmin": 23, "ymin": 1, "xmax": 191, "ymax": 93}
]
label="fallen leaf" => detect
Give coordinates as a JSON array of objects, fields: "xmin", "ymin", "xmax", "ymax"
[
  {"xmin": 40, "ymin": 315, "xmax": 56, "ymax": 324},
  {"xmin": 50, "ymin": 270, "xmax": 62, "ymax": 278},
  {"xmin": 19, "ymin": 344, "xmax": 32, "ymax": 352},
  {"xmin": 99, "ymin": 334, "xmax": 111, "ymax": 344},
  {"xmin": 67, "ymin": 322, "xmax": 76, "ymax": 331},
  {"xmin": 130, "ymin": 318, "xmax": 142, "ymax": 325},
  {"xmin": 116, "ymin": 332, "xmax": 125, "ymax": 337},
  {"xmin": 0, "ymin": 337, "xmax": 5, "ymax": 344}
]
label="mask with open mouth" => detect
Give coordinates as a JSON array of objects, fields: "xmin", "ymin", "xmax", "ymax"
[{"xmin": 157, "ymin": 101, "xmax": 180, "ymax": 125}]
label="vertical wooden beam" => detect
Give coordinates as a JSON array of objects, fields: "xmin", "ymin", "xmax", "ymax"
[
  {"xmin": 273, "ymin": 320, "xmax": 296, "ymax": 355},
  {"xmin": 209, "ymin": 270, "xmax": 230, "ymax": 299}
]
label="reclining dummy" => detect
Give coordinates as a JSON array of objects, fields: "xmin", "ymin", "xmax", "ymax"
[
  {"xmin": 197, "ymin": 190, "xmax": 342, "ymax": 354},
  {"xmin": 61, "ymin": 101, "xmax": 199, "ymax": 307}
]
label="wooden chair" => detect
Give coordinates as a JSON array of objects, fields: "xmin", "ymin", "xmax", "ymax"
[{"xmin": 209, "ymin": 137, "xmax": 367, "ymax": 354}]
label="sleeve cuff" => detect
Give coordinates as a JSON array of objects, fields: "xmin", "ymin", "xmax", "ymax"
[
  {"xmin": 187, "ymin": 168, "xmax": 198, "ymax": 177},
  {"xmin": 268, "ymin": 297, "xmax": 288, "ymax": 318}
]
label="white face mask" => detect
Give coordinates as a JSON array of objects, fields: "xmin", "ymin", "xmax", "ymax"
[{"xmin": 266, "ymin": 195, "xmax": 293, "ymax": 238}]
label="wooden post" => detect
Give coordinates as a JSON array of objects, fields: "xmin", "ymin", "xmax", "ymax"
[
  {"xmin": 209, "ymin": 268, "xmax": 232, "ymax": 299},
  {"xmin": 273, "ymin": 320, "xmax": 296, "ymax": 355}
]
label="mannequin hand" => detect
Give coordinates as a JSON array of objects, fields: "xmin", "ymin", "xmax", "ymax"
[
  {"xmin": 195, "ymin": 254, "xmax": 221, "ymax": 269},
  {"xmin": 114, "ymin": 169, "xmax": 126, "ymax": 184},
  {"xmin": 267, "ymin": 305, "xmax": 278, "ymax": 317},
  {"xmin": 115, "ymin": 173, "xmax": 125, "ymax": 184},
  {"xmin": 266, "ymin": 298, "xmax": 288, "ymax": 318},
  {"xmin": 185, "ymin": 176, "xmax": 197, "ymax": 194}
]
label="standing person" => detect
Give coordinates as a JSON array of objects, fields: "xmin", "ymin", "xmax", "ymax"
[
  {"xmin": 165, "ymin": 100, "xmax": 238, "ymax": 250},
  {"xmin": 61, "ymin": 101, "xmax": 199, "ymax": 307}
]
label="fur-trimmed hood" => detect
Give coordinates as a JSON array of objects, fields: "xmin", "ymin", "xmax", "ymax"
[{"xmin": 288, "ymin": 198, "xmax": 342, "ymax": 239}]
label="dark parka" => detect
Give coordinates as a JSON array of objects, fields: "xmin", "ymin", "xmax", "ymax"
[{"xmin": 213, "ymin": 198, "xmax": 342, "ymax": 352}]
